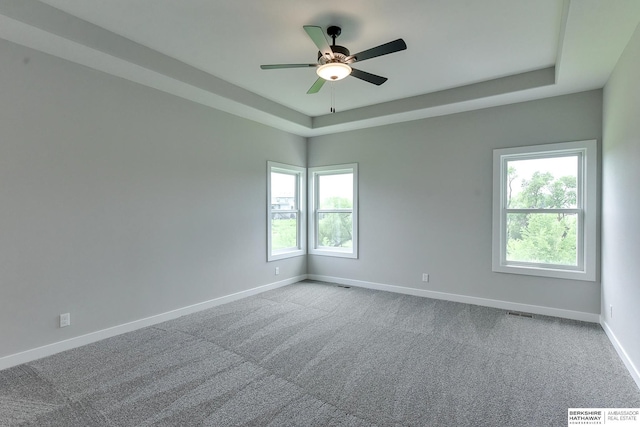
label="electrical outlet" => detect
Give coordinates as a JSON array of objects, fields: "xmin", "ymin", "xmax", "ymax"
[
  {"xmin": 422, "ymin": 273, "xmax": 429, "ymax": 282},
  {"xmin": 59, "ymin": 313, "xmax": 71, "ymax": 328},
  {"xmin": 275, "ymin": 267, "xmax": 280, "ymax": 275},
  {"xmin": 610, "ymin": 305, "xmax": 613, "ymax": 319}
]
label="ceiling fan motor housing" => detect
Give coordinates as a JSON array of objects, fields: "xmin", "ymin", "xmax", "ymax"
[{"xmin": 318, "ymin": 45, "xmax": 350, "ymax": 64}]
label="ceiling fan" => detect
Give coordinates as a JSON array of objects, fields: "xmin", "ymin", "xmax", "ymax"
[{"xmin": 260, "ymin": 25, "xmax": 407, "ymax": 94}]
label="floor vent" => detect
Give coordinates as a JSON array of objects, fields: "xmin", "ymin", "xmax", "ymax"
[
  {"xmin": 506, "ymin": 311, "xmax": 534, "ymax": 319},
  {"xmin": 337, "ymin": 285, "xmax": 351, "ymax": 289}
]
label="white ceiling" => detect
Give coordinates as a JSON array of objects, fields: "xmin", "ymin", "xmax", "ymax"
[{"xmin": 1, "ymin": 0, "xmax": 639, "ymax": 136}]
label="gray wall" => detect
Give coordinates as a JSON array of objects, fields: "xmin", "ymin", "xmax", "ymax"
[
  {"xmin": 0, "ymin": 31, "xmax": 622, "ymax": 362},
  {"xmin": 602, "ymin": 24, "xmax": 640, "ymax": 379},
  {"xmin": 0, "ymin": 39, "xmax": 306, "ymax": 358},
  {"xmin": 308, "ymin": 90, "xmax": 603, "ymax": 315}
]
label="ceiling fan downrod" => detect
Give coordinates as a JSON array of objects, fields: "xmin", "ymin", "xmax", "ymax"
[{"xmin": 327, "ymin": 25, "xmax": 341, "ymax": 47}]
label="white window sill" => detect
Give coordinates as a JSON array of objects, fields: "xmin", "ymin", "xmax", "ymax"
[{"xmin": 492, "ymin": 263, "xmax": 595, "ymax": 281}]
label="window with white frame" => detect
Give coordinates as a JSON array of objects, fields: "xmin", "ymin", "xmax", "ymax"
[
  {"xmin": 492, "ymin": 140, "xmax": 597, "ymax": 281},
  {"xmin": 308, "ymin": 164, "xmax": 358, "ymax": 258},
  {"xmin": 267, "ymin": 162, "xmax": 306, "ymax": 261}
]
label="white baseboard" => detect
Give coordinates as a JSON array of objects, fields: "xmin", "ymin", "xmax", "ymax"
[
  {"xmin": 309, "ymin": 275, "xmax": 640, "ymax": 390},
  {"xmin": 0, "ymin": 275, "xmax": 304, "ymax": 371},
  {"xmin": 600, "ymin": 318, "xmax": 640, "ymax": 390},
  {"xmin": 307, "ymin": 274, "xmax": 601, "ymax": 323},
  {"xmin": 4, "ymin": 274, "xmax": 621, "ymax": 379}
]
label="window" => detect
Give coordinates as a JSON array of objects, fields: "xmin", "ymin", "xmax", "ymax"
[
  {"xmin": 267, "ymin": 162, "xmax": 306, "ymax": 261},
  {"xmin": 492, "ymin": 140, "xmax": 597, "ymax": 281},
  {"xmin": 309, "ymin": 164, "xmax": 358, "ymax": 258}
]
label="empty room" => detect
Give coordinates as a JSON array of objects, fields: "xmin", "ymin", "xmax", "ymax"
[{"xmin": 1, "ymin": 0, "xmax": 640, "ymax": 425}]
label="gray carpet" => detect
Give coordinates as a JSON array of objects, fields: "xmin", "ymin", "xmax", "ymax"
[{"xmin": 1, "ymin": 280, "xmax": 639, "ymax": 426}]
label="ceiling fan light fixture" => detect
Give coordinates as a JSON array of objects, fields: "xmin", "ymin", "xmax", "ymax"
[{"xmin": 316, "ymin": 62, "xmax": 352, "ymax": 81}]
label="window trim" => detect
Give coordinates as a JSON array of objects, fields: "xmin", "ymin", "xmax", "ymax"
[
  {"xmin": 492, "ymin": 140, "xmax": 597, "ymax": 281},
  {"xmin": 267, "ymin": 161, "xmax": 306, "ymax": 262},
  {"xmin": 308, "ymin": 163, "xmax": 359, "ymax": 259}
]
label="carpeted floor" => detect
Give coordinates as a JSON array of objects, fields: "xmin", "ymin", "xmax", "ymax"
[{"xmin": 1, "ymin": 280, "xmax": 639, "ymax": 426}]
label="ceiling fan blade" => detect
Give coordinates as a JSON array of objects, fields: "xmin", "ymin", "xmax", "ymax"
[
  {"xmin": 303, "ymin": 25, "xmax": 333, "ymax": 59},
  {"xmin": 307, "ymin": 77, "xmax": 326, "ymax": 94},
  {"xmin": 350, "ymin": 68, "xmax": 388, "ymax": 86},
  {"xmin": 347, "ymin": 39, "xmax": 407, "ymax": 63},
  {"xmin": 260, "ymin": 64, "xmax": 317, "ymax": 70}
]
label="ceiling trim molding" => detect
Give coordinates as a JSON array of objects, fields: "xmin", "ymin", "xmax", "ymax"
[
  {"xmin": 312, "ymin": 67, "xmax": 555, "ymax": 131},
  {"xmin": 1, "ymin": 0, "xmax": 639, "ymax": 137},
  {"xmin": 554, "ymin": 0, "xmax": 571, "ymax": 84},
  {"xmin": 0, "ymin": 0, "xmax": 312, "ymax": 134}
]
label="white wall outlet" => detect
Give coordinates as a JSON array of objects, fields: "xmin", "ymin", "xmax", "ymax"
[
  {"xmin": 275, "ymin": 267, "xmax": 280, "ymax": 275},
  {"xmin": 422, "ymin": 273, "xmax": 429, "ymax": 282},
  {"xmin": 59, "ymin": 313, "xmax": 71, "ymax": 328},
  {"xmin": 610, "ymin": 305, "xmax": 613, "ymax": 319}
]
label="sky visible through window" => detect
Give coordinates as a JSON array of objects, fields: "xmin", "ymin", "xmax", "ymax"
[
  {"xmin": 319, "ymin": 173, "xmax": 353, "ymax": 208},
  {"xmin": 508, "ymin": 155, "xmax": 577, "ymax": 199},
  {"xmin": 271, "ymin": 172, "xmax": 295, "ymax": 199},
  {"xmin": 272, "ymin": 171, "xmax": 352, "ymax": 200}
]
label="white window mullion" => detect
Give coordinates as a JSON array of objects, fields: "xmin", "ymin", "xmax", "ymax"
[
  {"xmin": 309, "ymin": 163, "xmax": 358, "ymax": 259},
  {"xmin": 267, "ymin": 161, "xmax": 306, "ymax": 262},
  {"xmin": 492, "ymin": 140, "xmax": 597, "ymax": 281}
]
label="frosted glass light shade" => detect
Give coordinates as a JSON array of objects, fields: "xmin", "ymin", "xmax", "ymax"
[{"xmin": 316, "ymin": 63, "xmax": 352, "ymax": 81}]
